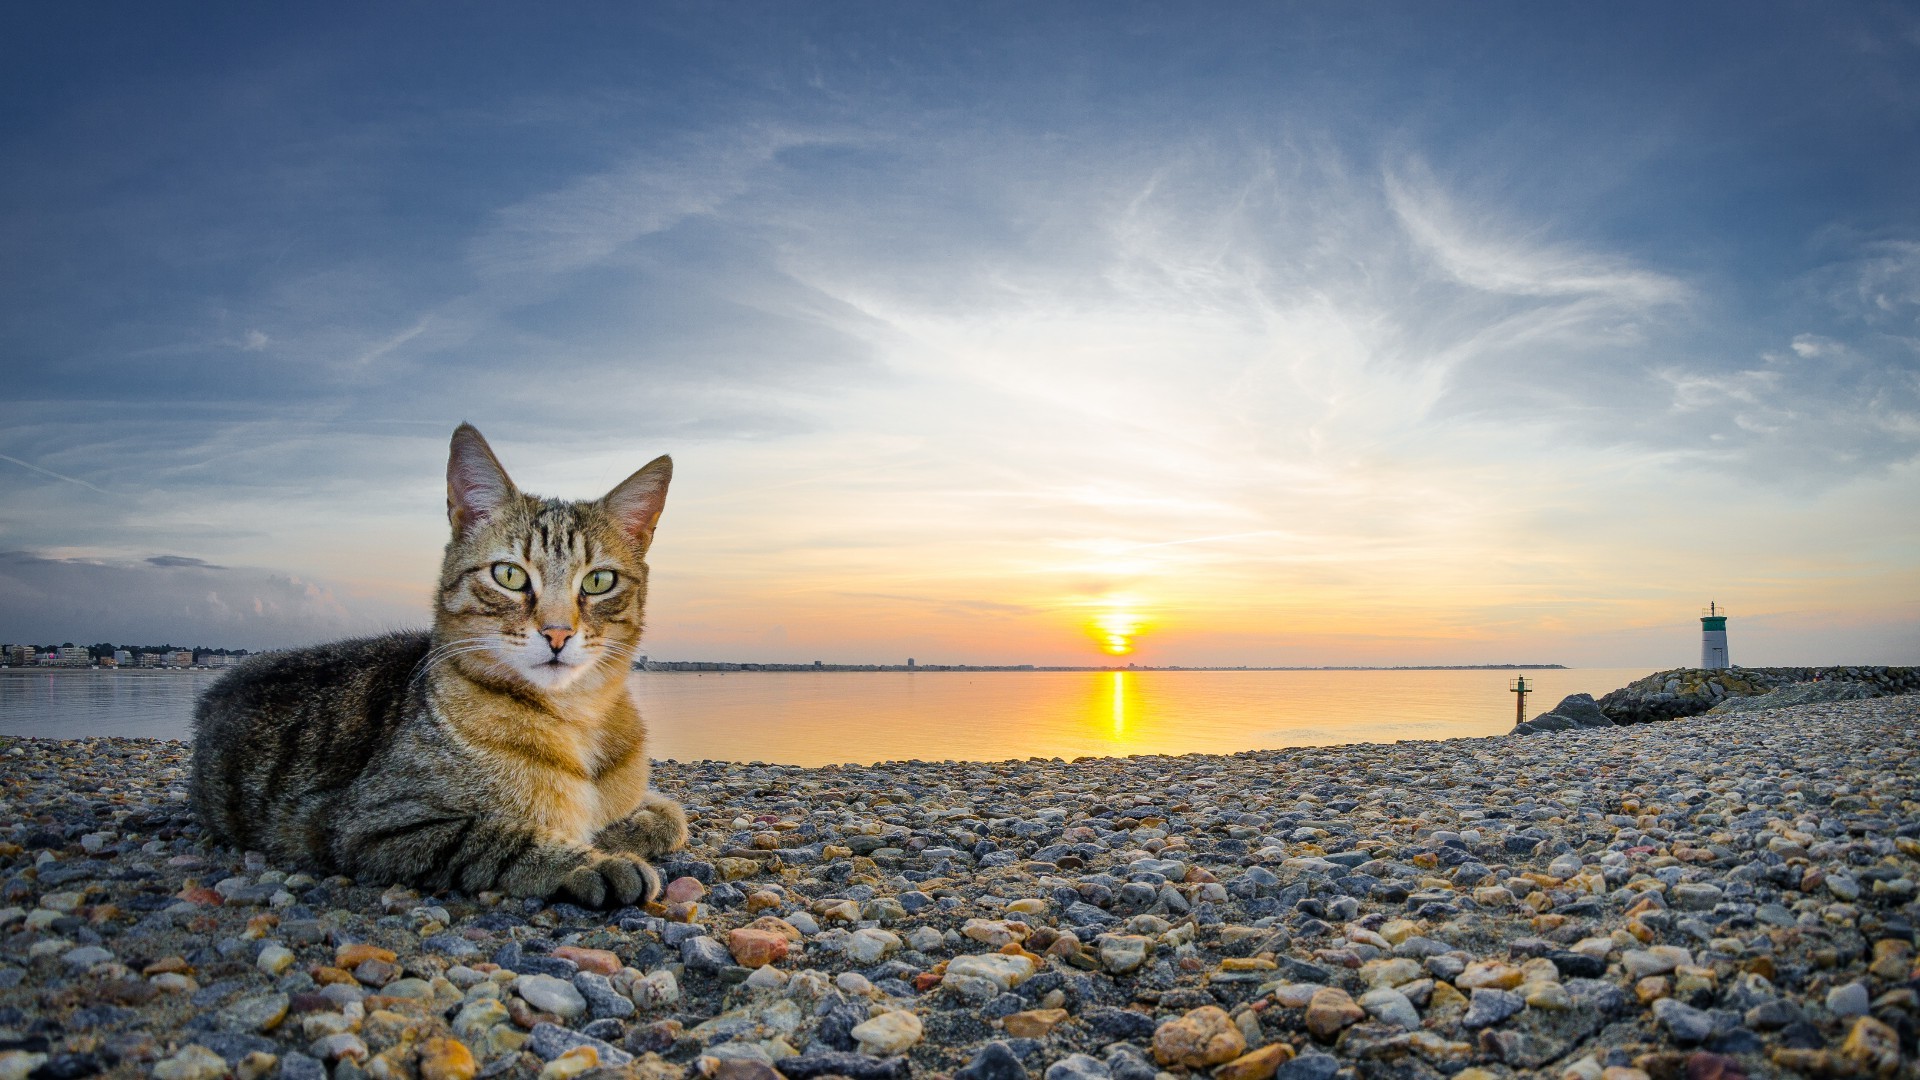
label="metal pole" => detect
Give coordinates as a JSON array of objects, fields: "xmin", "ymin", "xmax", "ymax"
[{"xmin": 1513, "ymin": 676, "xmax": 1530, "ymax": 726}]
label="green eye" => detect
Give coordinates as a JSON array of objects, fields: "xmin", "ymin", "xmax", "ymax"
[
  {"xmin": 491, "ymin": 563, "xmax": 529, "ymax": 591},
  {"xmin": 581, "ymin": 569, "xmax": 617, "ymax": 595}
]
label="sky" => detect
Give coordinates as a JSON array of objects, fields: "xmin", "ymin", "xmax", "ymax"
[{"xmin": 2, "ymin": 2, "xmax": 1917, "ymax": 667}]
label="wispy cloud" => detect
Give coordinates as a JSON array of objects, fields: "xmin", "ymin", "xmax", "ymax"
[{"xmin": 0, "ymin": 453, "xmax": 113, "ymax": 496}]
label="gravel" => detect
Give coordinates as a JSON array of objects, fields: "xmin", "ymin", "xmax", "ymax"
[{"xmin": 1, "ymin": 694, "xmax": 1916, "ymax": 1080}]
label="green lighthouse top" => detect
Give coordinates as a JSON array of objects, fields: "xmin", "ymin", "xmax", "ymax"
[{"xmin": 1701, "ymin": 600, "xmax": 1727, "ymax": 631}]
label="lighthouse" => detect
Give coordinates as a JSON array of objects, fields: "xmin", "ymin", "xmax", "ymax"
[{"xmin": 1700, "ymin": 601, "xmax": 1729, "ymax": 670}]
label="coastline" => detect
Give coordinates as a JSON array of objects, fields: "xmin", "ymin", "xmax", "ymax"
[{"xmin": 2, "ymin": 695, "xmax": 1915, "ymax": 1080}]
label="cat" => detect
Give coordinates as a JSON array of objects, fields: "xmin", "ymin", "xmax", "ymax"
[{"xmin": 188, "ymin": 423, "xmax": 687, "ymax": 907}]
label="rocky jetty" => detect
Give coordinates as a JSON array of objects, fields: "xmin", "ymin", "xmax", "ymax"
[
  {"xmin": 1509, "ymin": 695, "xmax": 1615, "ymax": 737},
  {"xmin": 4, "ymin": 696, "xmax": 1919, "ymax": 1080},
  {"xmin": 1591, "ymin": 667, "xmax": 1919, "ymax": 726}
]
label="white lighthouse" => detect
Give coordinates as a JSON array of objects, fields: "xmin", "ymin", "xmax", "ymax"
[{"xmin": 1700, "ymin": 601, "xmax": 1729, "ymax": 670}]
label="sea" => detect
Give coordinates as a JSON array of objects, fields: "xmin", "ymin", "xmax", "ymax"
[{"xmin": 0, "ymin": 667, "xmax": 1646, "ymax": 766}]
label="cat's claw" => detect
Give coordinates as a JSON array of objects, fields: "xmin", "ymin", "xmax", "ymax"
[{"xmin": 556, "ymin": 851, "xmax": 658, "ymax": 908}]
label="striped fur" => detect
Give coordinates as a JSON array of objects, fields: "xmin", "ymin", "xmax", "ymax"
[{"xmin": 188, "ymin": 424, "xmax": 686, "ymax": 906}]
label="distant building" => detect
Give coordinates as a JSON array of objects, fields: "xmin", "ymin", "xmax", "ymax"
[
  {"xmin": 137, "ymin": 651, "xmax": 163, "ymax": 668},
  {"xmin": 168, "ymin": 650, "xmax": 194, "ymax": 668},
  {"xmin": 2, "ymin": 645, "xmax": 29, "ymax": 667},
  {"xmin": 113, "ymin": 649, "xmax": 132, "ymax": 666},
  {"xmin": 907, "ymin": 658, "xmax": 915, "ymax": 668},
  {"xmin": 55, "ymin": 646, "xmax": 90, "ymax": 667},
  {"xmin": 1701, "ymin": 602, "xmax": 1730, "ymax": 670}
]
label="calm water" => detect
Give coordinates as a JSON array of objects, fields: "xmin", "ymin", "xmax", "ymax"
[{"xmin": 0, "ymin": 667, "xmax": 1645, "ymax": 765}]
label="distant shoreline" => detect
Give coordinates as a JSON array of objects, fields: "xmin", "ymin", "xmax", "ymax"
[
  {"xmin": 0, "ymin": 661, "xmax": 1573, "ymax": 675},
  {"xmin": 634, "ymin": 662, "xmax": 1568, "ymax": 673},
  {"xmin": 0, "ymin": 667, "xmax": 221, "ymax": 675}
]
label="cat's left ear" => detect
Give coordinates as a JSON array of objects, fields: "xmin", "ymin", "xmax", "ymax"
[{"xmin": 603, "ymin": 455, "xmax": 672, "ymax": 551}]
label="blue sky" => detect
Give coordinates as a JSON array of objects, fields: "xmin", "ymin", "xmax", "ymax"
[{"xmin": 2, "ymin": 3, "xmax": 1917, "ymax": 664}]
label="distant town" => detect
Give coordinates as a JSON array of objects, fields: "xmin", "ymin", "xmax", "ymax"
[
  {"xmin": 634, "ymin": 659, "xmax": 1567, "ymax": 673},
  {"xmin": 0, "ymin": 643, "xmax": 251, "ymax": 670},
  {"xmin": 0, "ymin": 642, "xmax": 1567, "ymax": 674}
]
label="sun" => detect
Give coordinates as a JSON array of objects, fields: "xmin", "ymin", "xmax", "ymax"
[{"xmin": 1090, "ymin": 609, "xmax": 1143, "ymax": 656}]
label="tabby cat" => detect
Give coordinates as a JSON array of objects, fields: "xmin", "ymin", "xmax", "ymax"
[{"xmin": 188, "ymin": 424, "xmax": 686, "ymax": 906}]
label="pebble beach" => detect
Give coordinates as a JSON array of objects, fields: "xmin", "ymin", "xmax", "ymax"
[{"xmin": 2, "ymin": 695, "xmax": 1916, "ymax": 1080}]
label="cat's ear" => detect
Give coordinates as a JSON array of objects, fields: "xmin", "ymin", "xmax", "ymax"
[
  {"xmin": 447, "ymin": 423, "xmax": 517, "ymax": 536},
  {"xmin": 603, "ymin": 455, "xmax": 672, "ymax": 551}
]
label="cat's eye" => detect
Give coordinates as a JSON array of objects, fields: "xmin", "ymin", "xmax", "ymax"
[
  {"xmin": 491, "ymin": 563, "xmax": 529, "ymax": 591},
  {"xmin": 581, "ymin": 569, "xmax": 617, "ymax": 595}
]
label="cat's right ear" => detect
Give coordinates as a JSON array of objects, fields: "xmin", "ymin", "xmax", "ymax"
[{"xmin": 447, "ymin": 423, "xmax": 517, "ymax": 536}]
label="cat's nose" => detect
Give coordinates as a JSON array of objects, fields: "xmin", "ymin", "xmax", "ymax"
[{"xmin": 540, "ymin": 626, "xmax": 575, "ymax": 653}]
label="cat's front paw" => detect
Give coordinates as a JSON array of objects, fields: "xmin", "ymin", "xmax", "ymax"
[
  {"xmin": 554, "ymin": 851, "xmax": 661, "ymax": 908},
  {"xmin": 596, "ymin": 792, "xmax": 688, "ymax": 860}
]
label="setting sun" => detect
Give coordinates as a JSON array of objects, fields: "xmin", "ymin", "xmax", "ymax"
[{"xmin": 1090, "ymin": 608, "xmax": 1145, "ymax": 656}]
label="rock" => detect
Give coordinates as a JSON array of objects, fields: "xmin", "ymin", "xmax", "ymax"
[
  {"xmin": 1082, "ymin": 1008, "xmax": 1158, "ymax": 1041},
  {"xmin": 729, "ymin": 928, "xmax": 791, "ymax": 968},
  {"xmin": 516, "ymin": 974, "xmax": 587, "ymax": 1019},
  {"xmin": 574, "ymin": 972, "xmax": 635, "ymax": 1019},
  {"xmin": 681, "ymin": 935, "xmax": 732, "ymax": 972},
  {"xmin": 954, "ymin": 1042, "xmax": 1027, "ymax": 1080},
  {"xmin": 1839, "ymin": 1016, "xmax": 1901, "ymax": 1077},
  {"xmin": 845, "ymin": 928, "xmax": 900, "ymax": 965},
  {"xmin": 538, "ymin": 1046, "xmax": 600, "ymax": 1080},
  {"xmin": 551, "ymin": 947, "xmax": 620, "ymax": 975},
  {"xmin": 1303, "ymin": 987, "xmax": 1364, "ymax": 1041},
  {"xmin": 1152, "ymin": 1005, "xmax": 1246, "ymax": 1067},
  {"xmin": 1652, "ymin": 998, "xmax": 1715, "ymax": 1045},
  {"xmin": 850, "ymin": 1011, "xmax": 922, "ymax": 1055},
  {"xmin": 153, "ymin": 1046, "xmax": 228, "ymax": 1080},
  {"xmin": 1670, "ymin": 883, "xmax": 1722, "ymax": 910},
  {"xmin": 0, "ymin": 1053, "xmax": 45, "ymax": 1080},
  {"xmin": 1273, "ymin": 1051, "xmax": 1340, "ymax": 1080},
  {"xmin": 1825, "ymin": 982, "xmax": 1870, "ymax": 1018},
  {"xmin": 944, "ymin": 953, "xmax": 1036, "ymax": 999},
  {"xmin": 1097, "ymin": 934, "xmax": 1150, "ymax": 974},
  {"xmin": 1214, "ymin": 1044, "xmax": 1295, "ymax": 1080},
  {"xmin": 1461, "ymin": 988, "xmax": 1525, "ymax": 1029},
  {"xmin": 1456, "ymin": 961, "xmax": 1525, "ymax": 990},
  {"xmin": 219, "ymin": 993, "xmax": 290, "ymax": 1033},
  {"xmin": 452, "ymin": 999, "xmax": 511, "ymax": 1038},
  {"xmin": 775, "ymin": 1052, "xmax": 911, "ymax": 1080},
  {"xmin": 279, "ymin": 1053, "xmax": 328, "ymax": 1080},
  {"xmin": 418, "ymin": 1038, "xmax": 477, "ymax": 1080},
  {"xmin": 1623, "ymin": 947, "xmax": 1691, "ymax": 978},
  {"xmin": 1002, "ymin": 1009, "xmax": 1069, "ymax": 1039},
  {"xmin": 1358, "ymin": 987, "xmax": 1419, "ymax": 1029},
  {"xmin": 1043, "ymin": 1054, "xmax": 1110, "ymax": 1080},
  {"xmin": 526, "ymin": 1023, "xmax": 633, "ymax": 1067},
  {"xmin": 308, "ymin": 1034, "xmax": 370, "ymax": 1064}
]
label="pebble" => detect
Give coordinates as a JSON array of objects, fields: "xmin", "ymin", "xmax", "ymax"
[
  {"xmin": 851, "ymin": 1010, "xmax": 923, "ymax": 1055},
  {"xmin": 1152, "ymin": 1006, "xmax": 1245, "ymax": 1067},
  {"xmin": 1044, "ymin": 1053, "xmax": 1111, "ymax": 1080},
  {"xmin": 1358, "ymin": 986, "xmax": 1420, "ymax": 1029},
  {"xmin": 1461, "ymin": 988, "xmax": 1525, "ymax": 1029},
  {"xmin": 514, "ymin": 974, "xmax": 587, "ymax": 1019},
  {"xmin": 1825, "ymin": 982, "xmax": 1871, "ymax": 1018},
  {"xmin": 153, "ymin": 1046, "xmax": 229, "ymax": 1080},
  {"xmin": 1303, "ymin": 987, "xmax": 1365, "ymax": 1040},
  {"xmin": 0, "ymin": 693, "xmax": 1915, "ymax": 1080}
]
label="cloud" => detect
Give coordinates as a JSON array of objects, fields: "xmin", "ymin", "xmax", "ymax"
[
  {"xmin": 1385, "ymin": 163, "xmax": 1688, "ymax": 307},
  {"xmin": 145, "ymin": 554, "xmax": 225, "ymax": 569},
  {"xmin": 466, "ymin": 128, "xmax": 832, "ymax": 282},
  {"xmin": 0, "ymin": 550, "xmax": 416, "ymax": 648}
]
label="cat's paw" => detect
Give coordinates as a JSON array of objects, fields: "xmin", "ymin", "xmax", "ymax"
[
  {"xmin": 596, "ymin": 792, "xmax": 689, "ymax": 860},
  {"xmin": 554, "ymin": 851, "xmax": 661, "ymax": 908}
]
